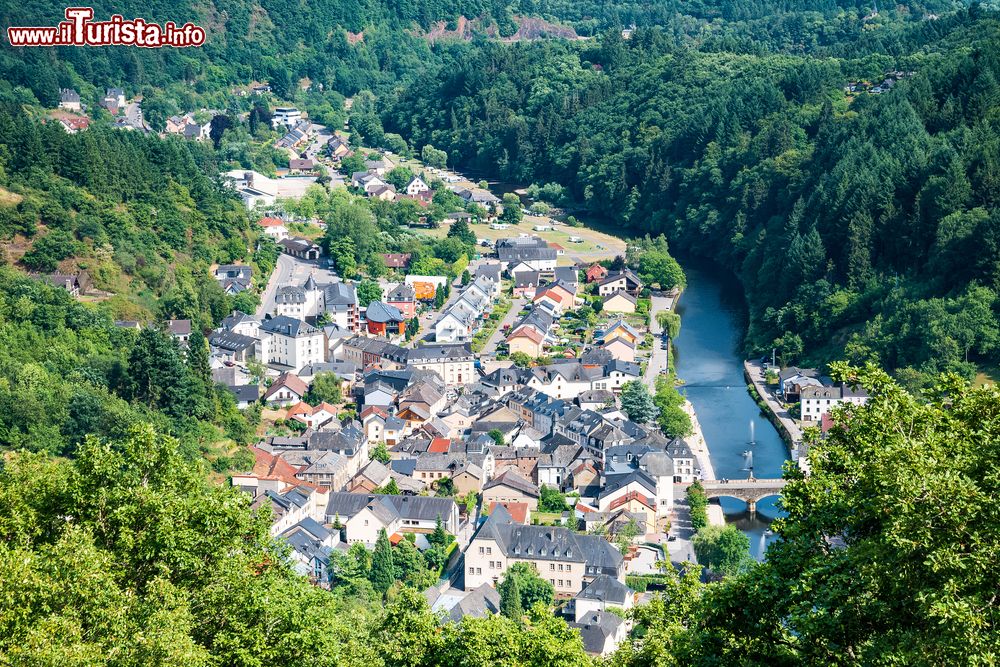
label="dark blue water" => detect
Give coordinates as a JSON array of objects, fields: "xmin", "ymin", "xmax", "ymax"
[{"xmin": 673, "ymin": 261, "xmax": 789, "ymax": 559}]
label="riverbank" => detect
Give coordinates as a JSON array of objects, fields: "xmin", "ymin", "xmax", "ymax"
[
  {"xmin": 682, "ymin": 399, "xmax": 716, "ymax": 482},
  {"xmin": 743, "ymin": 360, "xmax": 810, "ymax": 472},
  {"xmin": 706, "ymin": 504, "xmax": 726, "ymax": 527}
]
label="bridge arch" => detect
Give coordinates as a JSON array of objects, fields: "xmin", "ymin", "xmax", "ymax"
[{"xmin": 699, "ymin": 478, "xmax": 787, "ymax": 514}]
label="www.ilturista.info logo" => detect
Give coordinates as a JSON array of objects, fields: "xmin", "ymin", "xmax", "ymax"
[{"xmin": 7, "ymin": 7, "xmax": 206, "ymax": 47}]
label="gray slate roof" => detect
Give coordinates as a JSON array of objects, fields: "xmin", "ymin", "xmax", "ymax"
[
  {"xmin": 577, "ymin": 574, "xmax": 631, "ymax": 605},
  {"xmin": 325, "ymin": 492, "xmax": 456, "ymax": 523},
  {"xmin": 474, "ymin": 511, "xmax": 622, "ymax": 573},
  {"xmin": 261, "ymin": 315, "xmax": 319, "ymax": 338}
]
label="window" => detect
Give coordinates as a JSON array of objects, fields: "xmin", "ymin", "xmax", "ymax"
[
  {"xmin": 479, "ymin": 547, "xmax": 484, "ymax": 554},
  {"xmin": 550, "ymin": 563, "xmax": 555, "ymax": 571},
  {"xmin": 558, "ymin": 579, "xmax": 563, "ymax": 587},
  {"xmin": 558, "ymin": 564, "xmax": 564, "ymax": 572},
  {"xmin": 486, "ymin": 547, "xmax": 492, "ymax": 555},
  {"xmin": 476, "ymin": 568, "xmax": 482, "ymax": 575},
  {"xmin": 469, "ymin": 566, "xmax": 474, "ymax": 574},
  {"xmin": 566, "ymin": 565, "xmax": 571, "ymax": 572}
]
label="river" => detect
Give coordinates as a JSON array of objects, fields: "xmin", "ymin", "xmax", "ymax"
[{"xmin": 672, "ymin": 260, "xmax": 789, "ymax": 559}]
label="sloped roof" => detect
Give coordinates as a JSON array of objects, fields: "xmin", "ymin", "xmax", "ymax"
[
  {"xmin": 577, "ymin": 574, "xmax": 631, "ymax": 605},
  {"xmin": 325, "ymin": 492, "xmax": 457, "ymax": 523},
  {"xmin": 365, "ymin": 300, "xmax": 405, "ymax": 324},
  {"xmin": 264, "ymin": 372, "xmax": 309, "ymax": 400},
  {"xmin": 489, "ymin": 501, "xmax": 529, "ymax": 524},
  {"xmin": 261, "ymin": 315, "xmax": 320, "ymax": 338},
  {"xmin": 483, "ymin": 468, "xmax": 539, "ymax": 498}
]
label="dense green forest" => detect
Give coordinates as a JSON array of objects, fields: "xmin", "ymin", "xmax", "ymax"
[
  {"xmin": 380, "ymin": 8, "xmax": 1000, "ymax": 387},
  {"xmin": 0, "ymin": 100, "xmax": 266, "ymax": 464}
]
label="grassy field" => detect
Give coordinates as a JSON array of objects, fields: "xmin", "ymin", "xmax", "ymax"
[
  {"xmin": 372, "ymin": 148, "xmax": 627, "ymax": 263},
  {"xmin": 418, "ymin": 215, "xmax": 625, "ymax": 265}
]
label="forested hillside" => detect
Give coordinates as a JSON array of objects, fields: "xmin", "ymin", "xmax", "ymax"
[
  {"xmin": 0, "ymin": 103, "xmax": 260, "ymax": 324},
  {"xmin": 0, "ymin": 101, "xmax": 265, "ymax": 463},
  {"xmin": 382, "ymin": 8, "xmax": 1000, "ymax": 387}
]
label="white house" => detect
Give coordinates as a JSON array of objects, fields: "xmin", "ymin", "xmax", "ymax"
[
  {"xmin": 272, "ymin": 106, "xmax": 302, "ymax": 128},
  {"xmin": 325, "ymin": 493, "xmax": 460, "ymax": 547},
  {"xmin": 801, "ymin": 383, "xmax": 869, "ymax": 422},
  {"xmin": 405, "ymin": 175, "xmax": 430, "ymax": 196},
  {"xmin": 259, "ymin": 316, "xmax": 325, "ymax": 372}
]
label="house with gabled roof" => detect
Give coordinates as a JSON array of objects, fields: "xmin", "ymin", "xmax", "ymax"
[
  {"xmin": 280, "ymin": 518, "xmax": 338, "ymax": 584},
  {"xmin": 602, "ymin": 291, "xmax": 637, "ymax": 314},
  {"xmin": 58, "ymin": 88, "xmax": 81, "ymax": 111},
  {"xmin": 586, "ymin": 263, "xmax": 609, "ymax": 283},
  {"xmin": 385, "ymin": 283, "xmax": 417, "ymax": 319},
  {"xmin": 597, "ymin": 319, "xmax": 641, "ymax": 346},
  {"xmin": 570, "ymin": 610, "xmax": 627, "ymax": 656},
  {"xmin": 404, "ymin": 175, "xmax": 430, "ymax": 195},
  {"xmin": 506, "ymin": 324, "xmax": 546, "ymax": 358},
  {"xmin": 324, "ymin": 492, "xmax": 459, "ymax": 546},
  {"xmin": 533, "ymin": 281, "xmax": 576, "ymax": 314},
  {"xmin": 263, "ymin": 372, "xmax": 309, "ymax": 406},
  {"xmin": 482, "ymin": 468, "xmax": 540, "ymax": 510},
  {"xmin": 598, "ymin": 269, "xmax": 643, "ymax": 297},
  {"xmin": 597, "ymin": 469, "xmax": 660, "ymax": 529}
]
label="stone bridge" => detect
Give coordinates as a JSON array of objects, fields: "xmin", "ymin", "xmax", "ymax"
[{"xmin": 700, "ymin": 478, "xmax": 787, "ymax": 513}]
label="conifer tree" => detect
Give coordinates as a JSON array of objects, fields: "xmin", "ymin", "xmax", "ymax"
[{"xmin": 370, "ymin": 528, "xmax": 395, "ymax": 595}]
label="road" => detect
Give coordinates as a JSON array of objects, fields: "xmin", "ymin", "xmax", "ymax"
[
  {"xmin": 664, "ymin": 484, "xmax": 699, "ymax": 565},
  {"xmin": 644, "ymin": 292, "xmax": 717, "ymax": 481},
  {"xmin": 415, "ymin": 260, "xmax": 482, "ymax": 344},
  {"xmin": 256, "ymin": 252, "xmax": 340, "ymax": 320},
  {"xmin": 643, "ymin": 294, "xmax": 674, "ymax": 386},
  {"xmin": 744, "ymin": 360, "xmax": 804, "ymax": 444},
  {"xmin": 481, "ymin": 297, "xmax": 524, "ymax": 355}
]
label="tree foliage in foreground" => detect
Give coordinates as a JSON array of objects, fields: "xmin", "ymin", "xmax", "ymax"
[
  {"xmin": 0, "ymin": 424, "xmax": 590, "ymax": 666},
  {"xmin": 615, "ymin": 365, "xmax": 1000, "ymax": 665}
]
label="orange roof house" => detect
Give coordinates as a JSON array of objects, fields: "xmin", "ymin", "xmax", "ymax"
[
  {"xmin": 489, "ymin": 501, "xmax": 531, "ymax": 525},
  {"xmin": 586, "ymin": 263, "xmax": 609, "ymax": 283},
  {"xmin": 412, "ymin": 281, "xmax": 436, "ymax": 301},
  {"xmin": 428, "ymin": 437, "xmax": 451, "ymax": 453}
]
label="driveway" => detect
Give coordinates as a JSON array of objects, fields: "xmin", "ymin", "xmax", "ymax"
[
  {"xmin": 481, "ymin": 297, "xmax": 524, "ymax": 355},
  {"xmin": 415, "ymin": 267, "xmax": 476, "ymax": 344}
]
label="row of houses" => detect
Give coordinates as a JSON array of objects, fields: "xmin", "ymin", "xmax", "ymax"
[{"xmin": 434, "ymin": 270, "xmax": 503, "ymax": 344}]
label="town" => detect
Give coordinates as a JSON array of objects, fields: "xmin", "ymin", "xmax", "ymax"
[{"xmin": 29, "ymin": 93, "xmax": 883, "ymax": 655}]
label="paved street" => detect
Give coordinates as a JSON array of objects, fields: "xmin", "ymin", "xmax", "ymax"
[
  {"xmin": 643, "ymin": 294, "xmax": 675, "ymax": 387},
  {"xmin": 745, "ymin": 360, "xmax": 803, "ymax": 443},
  {"xmin": 414, "ymin": 260, "xmax": 482, "ymax": 344},
  {"xmin": 665, "ymin": 484, "xmax": 699, "ymax": 566}
]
